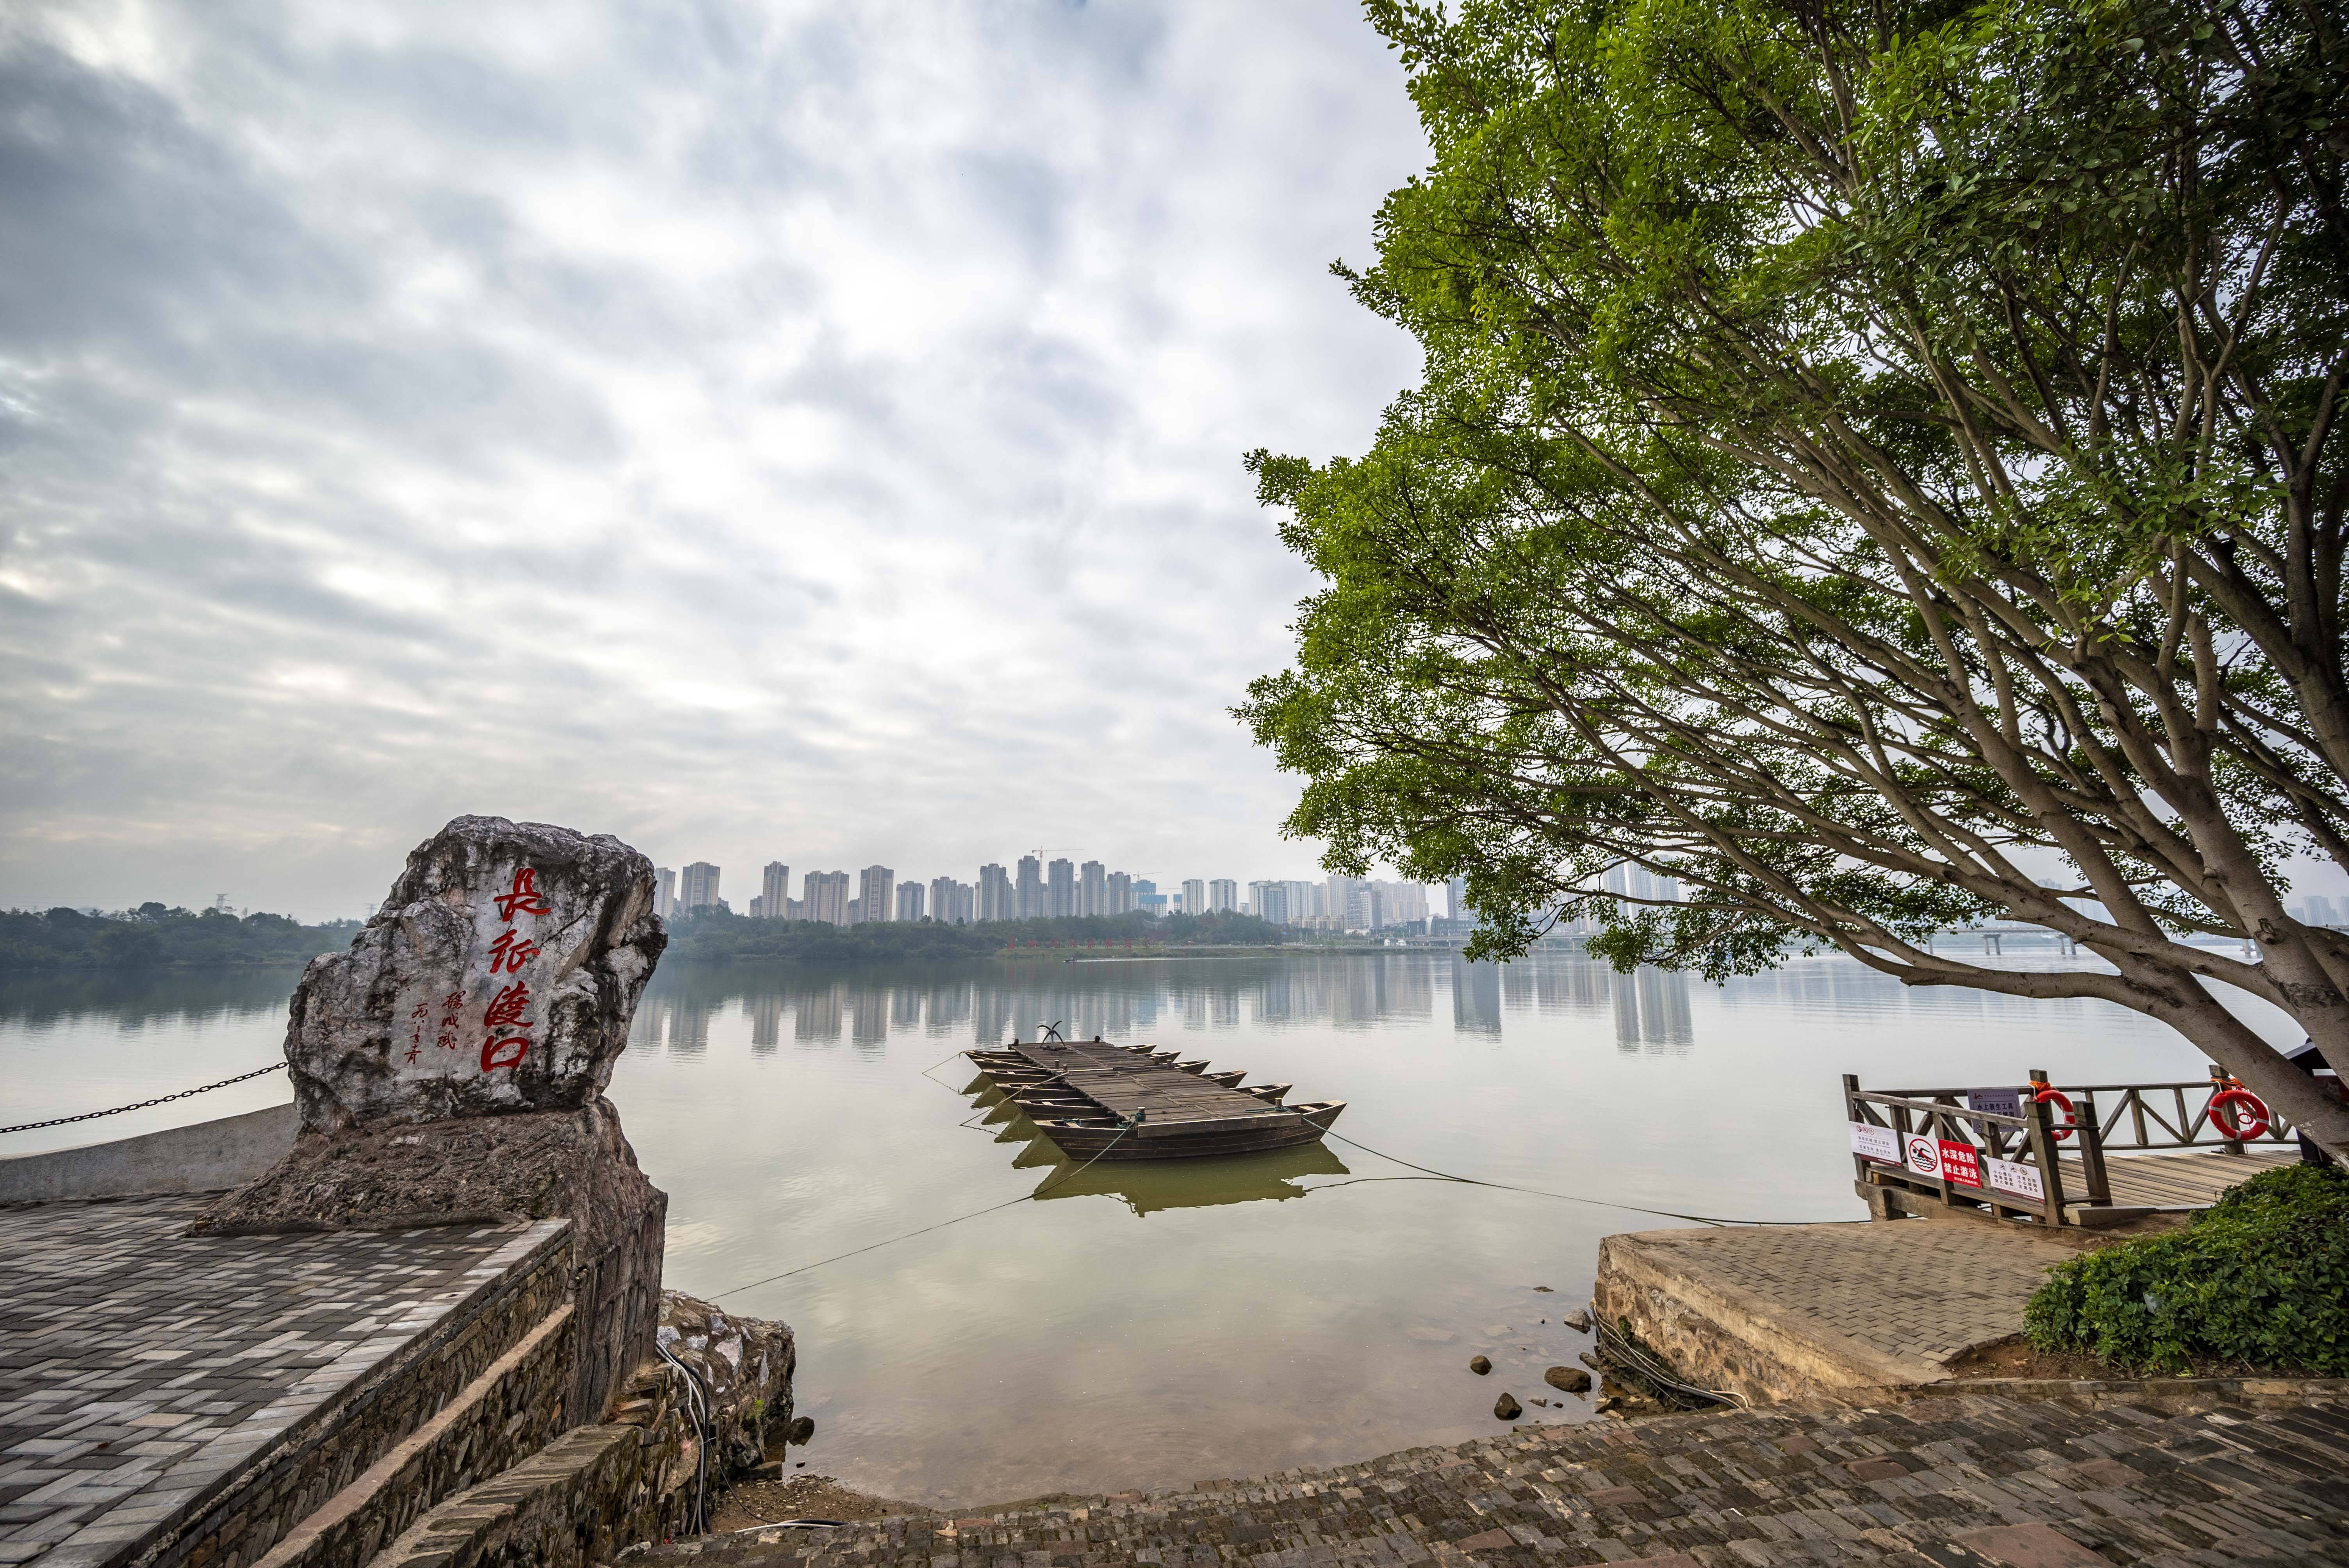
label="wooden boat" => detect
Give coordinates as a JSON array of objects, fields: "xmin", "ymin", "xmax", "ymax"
[{"xmin": 963, "ymin": 1038, "xmax": 1345, "ymax": 1161}]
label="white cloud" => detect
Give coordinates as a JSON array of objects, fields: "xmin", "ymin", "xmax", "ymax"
[{"xmin": 0, "ymin": 0, "xmax": 1428, "ymax": 918}]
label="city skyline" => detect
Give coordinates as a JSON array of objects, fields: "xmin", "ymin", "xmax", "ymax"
[{"xmin": 652, "ymin": 850, "xmax": 1440, "ymax": 932}]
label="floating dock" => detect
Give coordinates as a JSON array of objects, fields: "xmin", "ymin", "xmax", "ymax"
[{"xmin": 965, "ymin": 1039, "xmax": 1344, "ymax": 1160}]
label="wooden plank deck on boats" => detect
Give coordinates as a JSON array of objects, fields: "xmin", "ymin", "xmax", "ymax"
[{"xmin": 998, "ymin": 1040, "xmax": 1306, "ymax": 1139}]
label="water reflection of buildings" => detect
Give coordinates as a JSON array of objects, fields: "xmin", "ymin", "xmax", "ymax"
[
  {"xmin": 747, "ymin": 994, "xmax": 782, "ymax": 1052},
  {"xmin": 1616, "ymin": 966, "xmax": 1694, "ymax": 1052},
  {"xmin": 794, "ymin": 983, "xmax": 843, "ymax": 1044},
  {"xmin": 621, "ymin": 951, "xmax": 1697, "ymax": 1058},
  {"xmin": 1451, "ymin": 957, "xmax": 1502, "ymax": 1037}
]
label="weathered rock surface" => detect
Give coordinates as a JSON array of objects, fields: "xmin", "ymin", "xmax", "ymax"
[
  {"xmin": 1493, "ymin": 1392, "xmax": 1522, "ymax": 1420},
  {"xmin": 655, "ymin": 1290, "xmax": 797, "ymax": 1481},
  {"xmin": 1561, "ymin": 1308, "xmax": 1593, "ymax": 1332},
  {"xmin": 1467, "ymin": 1355, "xmax": 1491, "ymax": 1376},
  {"xmin": 1545, "ymin": 1364, "xmax": 1593, "ymax": 1393},
  {"xmin": 283, "ymin": 815, "xmax": 664, "ymax": 1131}
]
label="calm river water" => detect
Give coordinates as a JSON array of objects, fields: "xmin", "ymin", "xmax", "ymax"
[{"xmin": 0, "ymin": 948, "xmax": 2292, "ymax": 1505}]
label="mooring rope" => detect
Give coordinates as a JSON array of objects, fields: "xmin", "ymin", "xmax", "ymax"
[
  {"xmin": 1315, "ymin": 1128, "xmax": 1811, "ymax": 1228},
  {"xmin": 710, "ymin": 1118, "xmax": 1139, "ymax": 1300},
  {"xmin": 0, "ymin": 1060, "xmax": 287, "ymax": 1136}
]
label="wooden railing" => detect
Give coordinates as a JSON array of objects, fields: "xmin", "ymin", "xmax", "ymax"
[
  {"xmin": 1843, "ymin": 1067, "xmax": 2299, "ymax": 1227},
  {"xmin": 1843, "ymin": 1076, "xmax": 2076, "ymax": 1225}
]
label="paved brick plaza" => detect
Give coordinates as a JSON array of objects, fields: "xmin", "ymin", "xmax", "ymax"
[
  {"xmin": 1607, "ymin": 1221, "xmax": 2083, "ymax": 1377},
  {"xmin": 0, "ymin": 1196, "xmax": 556, "ymax": 1568},
  {"xmin": 688, "ymin": 1392, "xmax": 2349, "ymax": 1567}
]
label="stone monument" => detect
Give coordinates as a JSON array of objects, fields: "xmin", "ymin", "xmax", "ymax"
[{"xmin": 194, "ymin": 815, "xmax": 671, "ymax": 1420}]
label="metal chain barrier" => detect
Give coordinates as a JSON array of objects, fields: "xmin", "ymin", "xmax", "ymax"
[{"xmin": 0, "ymin": 1062, "xmax": 286, "ymax": 1136}]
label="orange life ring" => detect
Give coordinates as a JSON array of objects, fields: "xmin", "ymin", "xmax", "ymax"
[
  {"xmin": 2208, "ymin": 1088, "xmax": 2271, "ymax": 1140},
  {"xmin": 2034, "ymin": 1086, "xmax": 2076, "ymax": 1142}
]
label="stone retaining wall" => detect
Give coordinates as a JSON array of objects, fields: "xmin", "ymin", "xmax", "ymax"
[
  {"xmin": 245, "ymin": 1306, "xmax": 580, "ymax": 1568},
  {"xmin": 139, "ymin": 1224, "xmax": 576, "ymax": 1568}
]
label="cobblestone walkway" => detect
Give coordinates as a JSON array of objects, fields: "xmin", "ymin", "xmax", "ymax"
[
  {"xmin": 0, "ymin": 1196, "xmax": 557, "ymax": 1568},
  {"xmin": 677, "ymin": 1393, "xmax": 2348, "ymax": 1566},
  {"xmin": 1615, "ymin": 1223, "xmax": 2078, "ymax": 1372}
]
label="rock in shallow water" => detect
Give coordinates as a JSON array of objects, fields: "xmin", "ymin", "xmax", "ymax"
[
  {"xmin": 1561, "ymin": 1308, "xmax": 1593, "ymax": 1332},
  {"xmin": 1493, "ymin": 1392, "xmax": 1522, "ymax": 1420},
  {"xmin": 1545, "ymin": 1365, "xmax": 1593, "ymax": 1393},
  {"xmin": 1469, "ymin": 1355, "xmax": 1492, "ymax": 1375}
]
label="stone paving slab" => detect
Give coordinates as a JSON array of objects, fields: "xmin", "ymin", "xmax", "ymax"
[
  {"xmin": 667, "ymin": 1393, "xmax": 2349, "ymax": 1566},
  {"xmin": 0, "ymin": 1196, "xmax": 558, "ymax": 1568},
  {"xmin": 1607, "ymin": 1222, "xmax": 2078, "ymax": 1381}
]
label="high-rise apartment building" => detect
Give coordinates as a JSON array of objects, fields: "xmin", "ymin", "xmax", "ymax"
[
  {"xmin": 681, "ymin": 862, "xmax": 721, "ymax": 912},
  {"xmin": 761, "ymin": 862, "xmax": 790, "ymax": 921},
  {"xmin": 896, "ymin": 882, "xmax": 924, "ymax": 922},
  {"xmin": 1447, "ymin": 875, "xmax": 1472, "ymax": 922},
  {"xmin": 858, "ymin": 865, "xmax": 895, "ymax": 925},
  {"xmin": 1079, "ymin": 860, "xmax": 1105, "ymax": 917},
  {"xmin": 803, "ymin": 870, "xmax": 850, "ymax": 926},
  {"xmin": 1135, "ymin": 878, "xmax": 1164, "ymax": 914},
  {"xmin": 1047, "ymin": 858, "xmax": 1075, "ymax": 919},
  {"xmin": 979, "ymin": 864, "xmax": 1013, "ymax": 922},
  {"xmin": 1107, "ymin": 871, "xmax": 1132, "ymax": 915},
  {"xmin": 1182, "ymin": 879, "xmax": 1206, "ymax": 919},
  {"xmin": 845, "ymin": 898, "xmax": 863, "ymax": 925},
  {"xmin": 1016, "ymin": 855, "xmax": 1043, "ymax": 920},
  {"xmin": 1208, "ymin": 878, "xmax": 1237, "ymax": 913},
  {"xmin": 654, "ymin": 867, "xmax": 676, "ymax": 921}
]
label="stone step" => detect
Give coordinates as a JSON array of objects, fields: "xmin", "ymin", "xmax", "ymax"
[
  {"xmin": 360, "ymin": 1423, "xmax": 671, "ymax": 1568},
  {"xmin": 244, "ymin": 1303, "xmax": 578, "ymax": 1568}
]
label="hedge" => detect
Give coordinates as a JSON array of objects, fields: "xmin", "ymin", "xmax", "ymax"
[{"xmin": 2024, "ymin": 1163, "xmax": 2348, "ymax": 1375}]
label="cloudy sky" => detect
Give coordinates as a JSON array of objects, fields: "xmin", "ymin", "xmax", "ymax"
[{"xmin": 0, "ymin": 1, "xmax": 1431, "ymax": 918}]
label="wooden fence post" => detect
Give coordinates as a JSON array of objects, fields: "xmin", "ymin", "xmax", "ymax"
[
  {"xmin": 2076, "ymin": 1090, "xmax": 2111, "ymax": 1205},
  {"xmin": 2025, "ymin": 1081, "xmax": 2069, "ymax": 1227}
]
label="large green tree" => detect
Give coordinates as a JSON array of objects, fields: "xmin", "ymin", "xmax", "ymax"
[{"xmin": 1242, "ymin": 0, "xmax": 2349, "ymax": 1152}]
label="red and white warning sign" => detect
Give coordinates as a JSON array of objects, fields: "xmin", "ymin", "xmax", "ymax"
[{"xmin": 1937, "ymin": 1139, "xmax": 1982, "ymax": 1188}]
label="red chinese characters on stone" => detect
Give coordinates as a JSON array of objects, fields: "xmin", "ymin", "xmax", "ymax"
[
  {"xmin": 477, "ymin": 866, "xmax": 545, "ymax": 1069},
  {"xmin": 494, "ymin": 867, "xmax": 552, "ymax": 922},
  {"xmin": 487, "ymin": 928, "xmax": 542, "ymax": 975},
  {"xmin": 483, "ymin": 982, "xmax": 531, "ymax": 1030},
  {"xmin": 480, "ymin": 980, "xmax": 533, "ymax": 1073}
]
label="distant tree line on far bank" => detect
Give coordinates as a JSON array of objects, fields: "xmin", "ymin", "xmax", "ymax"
[
  {"xmin": 658, "ymin": 906, "xmax": 1287, "ymax": 964},
  {"xmin": 0, "ymin": 905, "xmax": 363, "ymax": 971}
]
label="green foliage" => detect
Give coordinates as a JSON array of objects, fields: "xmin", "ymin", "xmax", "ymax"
[
  {"xmin": 658, "ymin": 907, "xmax": 1287, "ymax": 964},
  {"xmin": 0, "ymin": 907, "xmax": 360, "ymax": 971},
  {"xmin": 1238, "ymin": 0, "xmax": 2349, "ymax": 1079},
  {"xmin": 2025, "ymin": 1165, "xmax": 2349, "ymax": 1374}
]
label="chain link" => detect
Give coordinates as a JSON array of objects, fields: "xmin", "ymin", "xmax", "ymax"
[{"xmin": 0, "ymin": 1062, "xmax": 287, "ymax": 1136}]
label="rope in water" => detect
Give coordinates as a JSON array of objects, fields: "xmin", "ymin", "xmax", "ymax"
[
  {"xmin": 1315, "ymin": 1128, "xmax": 1812, "ymax": 1228},
  {"xmin": 709, "ymin": 1115, "xmax": 1139, "ymax": 1300}
]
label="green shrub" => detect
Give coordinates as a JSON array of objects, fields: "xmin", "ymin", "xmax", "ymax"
[{"xmin": 2024, "ymin": 1165, "xmax": 2349, "ymax": 1375}]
